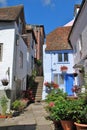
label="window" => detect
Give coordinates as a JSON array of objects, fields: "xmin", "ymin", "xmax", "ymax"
[
  {"xmin": 19, "ymin": 51, "xmax": 23, "ymax": 68},
  {"xmin": 54, "ymin": 74, "xmax": 58, "ymax": 84},
  {"xmin": 79, "ymin": 35, "xmax": 82, "ymax": 51},
  {"xmin": 58, "ymin": 53, "xmax": 62, "ymax": 62},
  {"xmin": 58, "ymin": 53, "xmax": 68, "ymax": 62},
  {"xmin": 0, "ymin": 43, "xmax": 3, "ymax": 61},
  {"xmin": 64, "ymin": 53, "xmax": 68, "ymax": 62},
  {"xmin": 59, "ymin": 74, "xmax": 64, "ymax": 85}
]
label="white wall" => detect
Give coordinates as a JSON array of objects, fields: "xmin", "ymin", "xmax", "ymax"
[
  {"xmin": 0, "ymin": 22, "xmax": 15, "ymax": 90},
  {"xmin": 0, "ymin": 22, "xmax": 27, "ymax": 92},
  {"xmin": 69, "ymin": 1, "xmax": 87, "ymax": 65}
]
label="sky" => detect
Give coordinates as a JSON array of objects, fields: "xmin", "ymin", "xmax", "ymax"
[{"xmin": 0, "ymin": 0, "xmax": 82, "ymax": 35}]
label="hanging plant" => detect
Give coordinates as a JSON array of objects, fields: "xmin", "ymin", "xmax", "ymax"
[{"xmin": 1, "ymin": 78, "xmax": 9, "ymax": 86}]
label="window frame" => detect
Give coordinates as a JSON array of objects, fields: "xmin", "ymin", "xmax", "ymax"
[
  {"xmin": 0, "ymin": 43, "xmax": 3, "ymax": 62},
  {"xmin": 58, "ymin": 53, "xmax": 69, "ymax": 63}
]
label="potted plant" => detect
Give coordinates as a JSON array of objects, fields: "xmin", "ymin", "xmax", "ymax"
[
  {"xmin": 44, "ymin": 81, "xmax": 59, "ymax": 89},
  {"xmin": 45, "ymin": 88, "xmax": 76, "ymax": 130},
  {"xmin": 1, "ymin": 78, "xmax": 9, "ymax": 86},
  {"xmin": 74, "ymin": 97, "xmax": 87, "ymax": 130},
  {"xmin": 45, "ymin": 88, "xmax": 85, "ymax": 130},
  {"xmin": 60, "ymin": 66, "xmax": 68, "ymax": 73},
  {"xmin": 12, "ymin": 99, "xmax": 26, "ymax": 116}
]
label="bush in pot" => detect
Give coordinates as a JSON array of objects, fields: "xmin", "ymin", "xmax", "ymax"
[{"xmin": 74, "ymin": 98, "xmax": 87, "ymax": 130}]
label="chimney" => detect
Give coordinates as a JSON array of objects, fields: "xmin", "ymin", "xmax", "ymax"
[{"xmin": 74, "ymin": 4, "xmax": 80, "ymax": 18}]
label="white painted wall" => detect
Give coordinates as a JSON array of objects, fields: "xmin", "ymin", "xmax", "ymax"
[
  {"xmin": 0, "ymin": 22, "xmax": 15, "ymax": 90},
  {"xmin": 69, "ymin": 1, "xmax": 87, "ymax": 65},
  {"xmin": 0, "ymin": 22, "xmax": 27, "ymax": 92}
]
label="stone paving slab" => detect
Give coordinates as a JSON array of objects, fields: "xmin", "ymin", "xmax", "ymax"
[{"xmin": 37, "ymin": 125, "xmax": 53, "ymax": 130}]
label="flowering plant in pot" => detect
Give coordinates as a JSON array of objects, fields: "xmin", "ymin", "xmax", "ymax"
[
  {"xmin": 73, "ymin": 94, "xmax": 87, "ymax": 130},
  {"xmin": 60, "ymin": 66, "xmax": 68, "ymax": 72},
  {"xmin": 44, "ymin": 81, "xmax": 59, "ymax": 89}
]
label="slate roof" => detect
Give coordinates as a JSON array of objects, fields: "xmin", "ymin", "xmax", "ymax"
[
  {"xmin": 0, "ymin": 5, "xmax": 24, "ymax": 21},
  {"xmin": 46, "ymin": 26, "xmax": 72, "ymax": 51}
]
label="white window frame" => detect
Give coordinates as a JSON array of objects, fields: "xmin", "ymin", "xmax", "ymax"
[
  {"xmin": 0, "ymin": 43, "xmax": 3, "ymax": 61},
  {"xmin": 58, "ymin": 53, "xmax": 68, "ymax": 63}
]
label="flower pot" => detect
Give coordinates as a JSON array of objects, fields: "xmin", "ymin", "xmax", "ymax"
[
  {"xmin": 0, "ymin": 115, "xmax": 7, "ymax": 118},
  {"xmin": 53, "ymin": 120, "xmax": 62, "ymax": 129},
  {"xmin": 60, "ymin": 120, "xmax": 74, "ymax": 130},
  {"xmin": 2, "ymin": 81, "xmax": 9, "ymax": 86},
  {"xmin": 74, "ymin": 122, "xmax": 87, "ymax": 130}
]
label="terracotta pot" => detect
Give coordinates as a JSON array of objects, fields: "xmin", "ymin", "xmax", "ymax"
[
  {"xmin": 74, "ymin": 122, "xmax": 87, "ymax": 130},
  {"xmin": 53, "ymin": 120, "xmax": 61, "ymax": 128},
  {"xmin": 60, "ymin": 120, "xmax": 74, "ymax": 130},
  {"xmin": 0, "ymin": 115, "xmax": 7, "ymax": 118}
]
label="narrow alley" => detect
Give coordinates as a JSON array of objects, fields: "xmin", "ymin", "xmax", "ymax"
[{"xmin": 0, "ymin": 102, "xmax": 55, "ymax": 130}]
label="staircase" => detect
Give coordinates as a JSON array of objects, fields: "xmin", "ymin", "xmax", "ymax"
[{"xmin": 32, "ymin": 76, "xmax": 44, "ymax": 102}]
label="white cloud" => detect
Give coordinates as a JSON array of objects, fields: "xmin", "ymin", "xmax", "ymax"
[
  {"xmin": 42, "ymin": 0, "xmax": 56, "ymax": 8},
  {"xmin": 0, "ymin": 0, "xmax": 7, "ymax": 6},
  {"xmin": 42, "ymin": 0, "xmax": 51, "ymax": 6}
]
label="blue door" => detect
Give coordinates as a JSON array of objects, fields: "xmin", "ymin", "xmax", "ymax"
[{"xmin": 65, "ymin": 74, "xmax": 74, "ymax": 96}]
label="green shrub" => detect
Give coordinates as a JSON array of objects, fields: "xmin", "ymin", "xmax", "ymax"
[
  {"xmin": 0, "ymin": 96, "xmax": 8, "ymax": 115},
  {"xmin": 45, "ymin": 88, "xmax": 67, "ymax": 103},
  {"xmin": 12, "ymin": 100, "xmax": 25, "ymax": 111}
]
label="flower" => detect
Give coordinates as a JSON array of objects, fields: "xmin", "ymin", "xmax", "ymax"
[
  {"xmin": 44, "ymin": 81, "xmax": 59, "ymax": 89},
  {"xmin": 49, "ymin": 102, "xmax": 55, "ymax": 107},
  {"xmin": 71, "ymin": 85, "xmax": 80, "ymax": 93}
]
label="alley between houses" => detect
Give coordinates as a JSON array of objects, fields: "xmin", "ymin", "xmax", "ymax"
[{"xmin": 0, "ymin": 102, "xmax": 56, "ymax": 130}]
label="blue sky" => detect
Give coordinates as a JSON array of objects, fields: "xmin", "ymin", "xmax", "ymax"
[{"xmin": 0, "ymin": 0, "xmax": 82, "ymax": 34}]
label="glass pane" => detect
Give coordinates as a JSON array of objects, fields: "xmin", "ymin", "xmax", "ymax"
[
  {"xmin": 64, "ymin": 53, "xmax": 68, "ymax": 62},
  {"xmin": 59, "ymin": 74, "xmax": 64, "ymax": 84},
  {"xmin": 54, "ymin": 74, "xmax": 58, "ymax": 84},
  {"xmin": 58, "ymin": 54, "xmax": 62, "ymax": 62}
]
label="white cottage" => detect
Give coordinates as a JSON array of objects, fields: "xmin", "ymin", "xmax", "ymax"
[
  {"xmin": 43, "ymin": 26, "xmax": 75, "ymax": 99},
  {"xmin": 0, "ymin": 5, "xmax": 27, "ymax": 111}
]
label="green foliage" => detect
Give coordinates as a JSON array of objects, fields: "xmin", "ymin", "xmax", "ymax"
[
  {"xmin": 0, "ymin": 96, "xmax": 8, "ymax": 115},
  {"xmin": 12, "ymin": 100, "xmax": 25, "ymax": 111},
  {"xmin": 45, "ymin": 88, "xmax": 87, "ymax": 123},
  {"xmin": 45, "ymin": 88, "xmax": 67, "ymax": 103},
  {"xmin": 36, "ymin": 59, "xmax": 42, "ymax": 67}
]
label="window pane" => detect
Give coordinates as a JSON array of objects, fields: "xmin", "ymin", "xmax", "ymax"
[
  {"xmin": 59, "ymin": 74, "xmax": 64, "ymax": 84},
  {"xmin": 54, "ymin": 74, "xmax": 58, "ymax": 84},
  {"xmin": 58, "ymin": 54, "xmax": 62, "ymax": 62},
  {"xmin": 64, "ymin": 53, "xmax": 68, "ymax": 62}
]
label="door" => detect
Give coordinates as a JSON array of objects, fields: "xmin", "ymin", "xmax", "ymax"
[{"xmin": 65, "ymin": 74, "xmax": 74, "ymax": 95}]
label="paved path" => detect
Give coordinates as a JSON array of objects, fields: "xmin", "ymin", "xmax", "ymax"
[{"xmin": 0, "ymin": 102, "xmax": 55, "ymax": 130}]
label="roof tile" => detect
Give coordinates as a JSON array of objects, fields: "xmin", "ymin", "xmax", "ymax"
[{"xmin": 46, "ymin": 26, "xmax": 72, "ymax": 51}]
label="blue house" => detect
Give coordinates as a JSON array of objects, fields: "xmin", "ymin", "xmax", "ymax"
[{"xmin": 42, "ymin": 26, "xmax": 76, "ymax": 99}]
